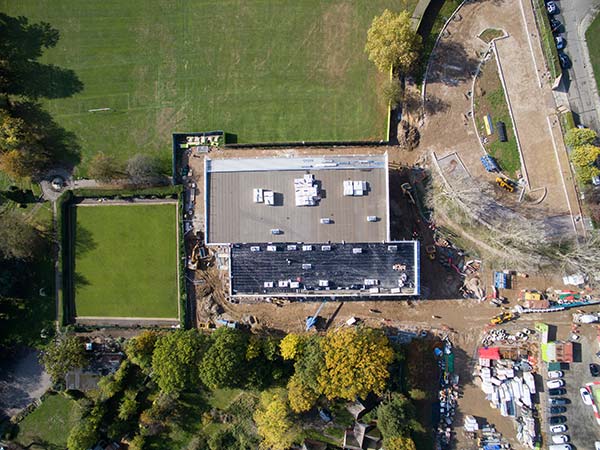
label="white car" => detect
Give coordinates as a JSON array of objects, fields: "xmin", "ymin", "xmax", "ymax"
[
  {"xmin": 546, "ymin": 1, "xmax": 558, "ymax": 14},
  {"xmin": 547, "ymin": 379, "xmax": 565, "ymax": 389},
  {"xmin": 549, "ymin": 424, "xmax": 567, "ymax": 434},
  {"xmin": 552, "ymin": 435, "xmax": 569, "ymax": 444},
  {"xmin": 548, "ymin": 445, "xmax": 571, "ymax": 450},
  {"xmin": 581, "ymin": 387, "xmax": 593, "ymax": 405},
  {"xmin": 548, "ymin": 370, "xmax": 564, "ymax": 379},
  {"xmin": 595, "ymin": 442, "xmax": 600, "ymax": 450}
]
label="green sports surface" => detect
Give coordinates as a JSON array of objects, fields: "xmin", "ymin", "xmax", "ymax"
[
  {"xmin": 0, "ymin": 0, "xmax": 416, "ymax": 173},
  {"xmin": 587, "ymin": 13, "xmax": 600, "ymax": 94},
  {"xmin": 73, "ymin": 203, "xmax": 178, "ymax": 318}
]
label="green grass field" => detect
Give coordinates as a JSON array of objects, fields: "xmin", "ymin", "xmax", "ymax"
[
  {"xmin": 73, "ymin": 203, "xmax": 178, "ymax": 318},
  {"xmin": 587, "ymin": 13, "xmax": 600, "ymax": 94},
  {"xmin": 15, "ymin": 393, "xmax": 80, "ymax": 448},
  {"xmin": 0, "ymin": 0, "xmax": 416, "ymax": 174}
]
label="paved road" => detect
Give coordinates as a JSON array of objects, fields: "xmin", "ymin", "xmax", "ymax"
[{"xmin": 556, "ymin": 0, "xmax": 600, "ymax": 131}]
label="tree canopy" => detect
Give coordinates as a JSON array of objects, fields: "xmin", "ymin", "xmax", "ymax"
[
  {"xmin": 151, "ymin": 330, "xmax": 206, "ymax": 394},
  {"xmin": 41, "ymin": 334, "xmax": 88, "ymax": 383},
  {"xmin": 88, "ymin": 152, "xmax": 122, "ymax": 182},
  {"xmin": 126, "ymin": 329, "xmax": 160, "ymax": 372},
  {"xmin": 377, "ymin": 393, "xmax": 423, "ymax": 440},
  {"xmin": 0, "ymin": 211, "xmax": 45, "ymax": 260},
  {"xmin": 199, "ymin": 328, "xmax": 248, "ymax": 390},
  {"xmin": 318, "ymin": 327, "xmax": 394, "ymax": 401},
  {"xmin": 565, "ymin": 127, "xmax": 597, "ymax": 148},
  {"xmin": 253, "ymin": 390, "xmax": 297, "ymax": 450},
  {"xmin": 570, "ymin": 144, "xmax": 600, "ymax": 182},
  {"xmin": 365, "ymin": 9, "xmax": 422, "ymax": 74}
]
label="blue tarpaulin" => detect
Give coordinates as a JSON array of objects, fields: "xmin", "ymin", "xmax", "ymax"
[
  {"xmin": 481, "ymin": 155, "xmax": 500, "ymax": 172},
  {"xmin": 494, "ymin": 271, "xmax": 509, "ymax": 289}
]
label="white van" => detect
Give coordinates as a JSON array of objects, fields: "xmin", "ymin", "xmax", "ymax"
[{"xmin": 548, "ymin": 444, "xmax": 572, "ymax": 450}]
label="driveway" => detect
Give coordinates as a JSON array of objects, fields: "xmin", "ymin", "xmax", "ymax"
[
  {"xmin": 0, "ymin": 347, "xmax": 51, "ymax": 420},
  {"xmin": 556, "ymin": 0, "xmax": 600, "ymax": 132}
]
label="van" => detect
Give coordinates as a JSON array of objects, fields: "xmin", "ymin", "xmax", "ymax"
[{"xmin": 548, "ymin": 445, "xmax": 572, "ymax": 450}]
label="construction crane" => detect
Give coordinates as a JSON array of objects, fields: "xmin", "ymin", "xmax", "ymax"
[{"xmin": 306, "ymin": 300, "xmax": 327, "ymax": 331}]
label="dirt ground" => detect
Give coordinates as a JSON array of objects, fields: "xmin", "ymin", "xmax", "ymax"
[{"xmin": 419, "ymin": 0, "xmax": 583, "ymax": 234}]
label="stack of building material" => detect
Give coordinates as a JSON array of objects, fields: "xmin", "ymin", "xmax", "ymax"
[{"xmin": 294, "ymin": 174, "xmax": 319, "ymax": 206}]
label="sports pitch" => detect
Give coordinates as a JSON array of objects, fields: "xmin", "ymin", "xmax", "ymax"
[
  {"xmin": 73, "ymin": 203, "xmax": 179, "ymax": 319},
  {"xmin": 0, "ymin": 0, "xmax": 416, "ymax": 172}
]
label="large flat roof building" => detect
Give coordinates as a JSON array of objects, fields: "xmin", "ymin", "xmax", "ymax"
[
  {"xmin": 205, "ymin": 155, "xmax": 390, "ymax": 244},
  {"xmin": 200, "ymin": 152, "xmax": 420, "ymax": 298}
]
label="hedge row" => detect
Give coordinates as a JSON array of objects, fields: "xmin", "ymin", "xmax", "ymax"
[
  {"xmin": 72, "ymin": 184, "xmax": 183, "ymax": 199},
  {"xmin": 56, "ymin": 190, "xmax": 74, "ymax": 327},
  {"xmin": 533, "ymin": 0, "xmax": 561, "ymax": 80}
]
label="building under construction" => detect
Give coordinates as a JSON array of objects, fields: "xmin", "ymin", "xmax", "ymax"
[{"xmin": 203, "ymin": 153, "xmax": 420, "ymax": 298}]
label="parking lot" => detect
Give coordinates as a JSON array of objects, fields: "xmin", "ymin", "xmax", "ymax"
[{"xmin": 538, "ymin": 323, "xmax": 600, "ymax": 449}]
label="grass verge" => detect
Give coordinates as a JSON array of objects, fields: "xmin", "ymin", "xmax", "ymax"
[
  {"xmin": 474, "ymin": 56, "xmax": 521, "ymax": 177},
  {"xmin": 586, "ymin": 12, "xmax": 600, "ymax": 93}
]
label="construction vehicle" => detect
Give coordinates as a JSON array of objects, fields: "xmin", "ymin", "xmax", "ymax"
[
  {"xmin": 188, "ymin": 242, "xmax": 200, "ymax": 270},
  {"xmin": 495, "ymin": 176, "xmax": 515, "ymax": 193},
  {"xmin": 490, "ymin": 312, "xmax": 515, "ymax": 325},
  {"xmin": 198, "ymin": 321, "xmax": 216, "ymax": 330}
]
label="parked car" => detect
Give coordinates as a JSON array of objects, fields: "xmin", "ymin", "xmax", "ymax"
[
  {"xmin": 548, "ymin": 370, "xmax": 564, "ymax": 379},
  {"xmin": 549, "ymin": 406, "xmax": 567, "ymax": 414},
  {"xmin": 590, "ymin": 363, "xmax": 600, "ymax": 377},
  {"xmin": 559, "ymin": 52, "xmax": 571, "ymax": 69},
  {"xmin": 552, "ymin": 434, "xmax": 570, "ymax": 444},
  {"xmin": 549, "ymin": 388, "xmax": 567, "ymax": 396},
  {"xmin": 549, "ymin": 416, "xmax": 567, "ymax": 425},
  {"xmin": 549, "ymin": 424, "xmax": 567, "ymax": 433},
  {"xmin": 549, "ymin": 16, "xmax": 562, "ymax": 33},
  {"xmin": 549, "ymin": 398, "xmax": 569, "ymax": 406},
  {"xmin": 548, "ymin": 445, "xmax": 572, "ymax": 450},
  {"xmin": 547, "ymin": 379, "xmax": 565, "ymax": 389},
  {"xmin": 555, "ymin": 36, "xmax": 566, "ymax": 50},
  {"xmin": 580, "ymin": 387, "xmax": 593, "ymax": 405},
  {"xmin": 546, "ymin": 1, "xmax": 558, "ymax": 14}
]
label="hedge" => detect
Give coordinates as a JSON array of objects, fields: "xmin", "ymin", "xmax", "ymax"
[
  {"xmin": 532, "ymin": 0, "xmax": 561, "ymax": 80},
  {"xmin": 72, "ymin": 184, "xmax": 183, "ymax": 199},
  {"xmin": 55, "ymin": 190, "xmax": 73, "ymax": 326}
]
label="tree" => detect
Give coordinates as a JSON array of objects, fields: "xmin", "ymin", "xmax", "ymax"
[
  {"xmin": 0, "ymin": 110, "xmax": 26, "ymax": 151},
  {"xmin": 126, "ymin": 153, "xmax": 161, "ymax": 186},
  {"xmin": 0, "ymin": 212, "xmax": 44, "ymax": 260},
  {"xmin": 287, "ymin": 374, "xmax": 319, "ymax": 413},
  {"xmin": 570, "ymin": 144, "xmax": 600, "ymax": 182},
  {"xmin": 318, "ymin": 327, "xmax": 393, "ymax": 401},
  {"xmin": 377, "ymin": 393, "xmax": 423, "ymax": 440},
  {"xmin": 199, "ymin": 328, "xmax": 248, "ymax": 389},
  {"xmin": 384, "ymin": 436, "xmax": 417, "ymax": 450},
  {"xmin": 0, "ymin": 148, "xmax": 29, "ymax": 179},
  {"xmin": 151, "ymin": 329, "xmax": 205, "ymax": 394},
  {"xmin": 88, "ymin": 152, "xmax": 122, "ymax": 182},
  {"xmin": 565, "ymin": 127, "xmax": 597, "ymax": 148},
  {"xmin": 40, "ymin": 334, "xmax": 87, "ymax": 383},
  {"xmin": 67, "ymin": 420, "xmax": 99, "ymax": 450},
  {"xmin": 365, "ymin": 10, "xmax": 422, "ymax": 74},
  {"xmin": 253, "ymin": 390, "xmax": 297, "ymax": 450},
  {"xmin": 381, "ymin": 78, "xmax": 403, "ymax": 108},
  {"xmin": 118, "ymin": 389, "xmax": 139, "ymax": 421},
  {"xmin": 555, "ymin": 231, "xmax": 600, "ymax": 284},
  {"xmin": 126, "ymin": 330, "xmax": 160, "ymax": 372},
  {"xmin": 280, "ymin": 333, "xmax": 303, "ymax": 360},
  {"xmin": 127, "ymin": 435, "xmax": 146, "ymax": 450}
]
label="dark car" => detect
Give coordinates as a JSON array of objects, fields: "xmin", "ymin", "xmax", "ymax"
[
  {"xmin": 549, "ymin": 397, "xmax": 569, "ymax": 406},
  {"xmin": 549, "ymin": 415, "xmax": 567, "ymax": 425},
  {"xmin": 549, "ymin": 17, "xmax": 562, "ymax": 33},
  {"xmin": 549, "ymin": 388, "xmax": 567, "ymax": 396},
  {"xmin": 590, "ymin": 363, "xmax": 600, "ymax": 377},
  {"xmin": 559, "ymin": 53, "xmax": 571, "ymax": 70},
  {"xmin": 549, "ymin": 406, "xmax": 567, "ymax": 414}
]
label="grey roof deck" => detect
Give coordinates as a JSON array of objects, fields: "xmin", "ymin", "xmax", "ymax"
[
  {"xmin": 230, "ymin": 241, "xmax": 419, "ymax": 297},
  {"xmin": 205, "ymin": 155, "xmax": 389, "ymax": 244}
]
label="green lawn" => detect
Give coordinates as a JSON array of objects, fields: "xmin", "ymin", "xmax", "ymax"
[
  {"xmin": 587, "ymin": 13, "xmax": 600, "ymax": 93},
  {"xmin": 15, "ymin": 393, "xmax": 80, "ymax": 448},
  {"xmin": 0, "ymin": 0, "xmax": 416, "ymax": 174},
  {"xmin": 73, "ymin": 203, "xmax": 178, "ymax": 318}
]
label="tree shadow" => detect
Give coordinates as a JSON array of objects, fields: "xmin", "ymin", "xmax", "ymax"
[
  {"xmin": 426, "ymin": 40, "xmax": 481, "ymax": 86},
  {"xmin": 74, "ymin": 225, "xmax": 97, "ymax": 257},
  {"xmin": 0, "ymin": 13, "xmax": 83, "ymax": 100},
  {"xmin": 11, "ymin": 101, "xmax": 81, "ymax": 171}
]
